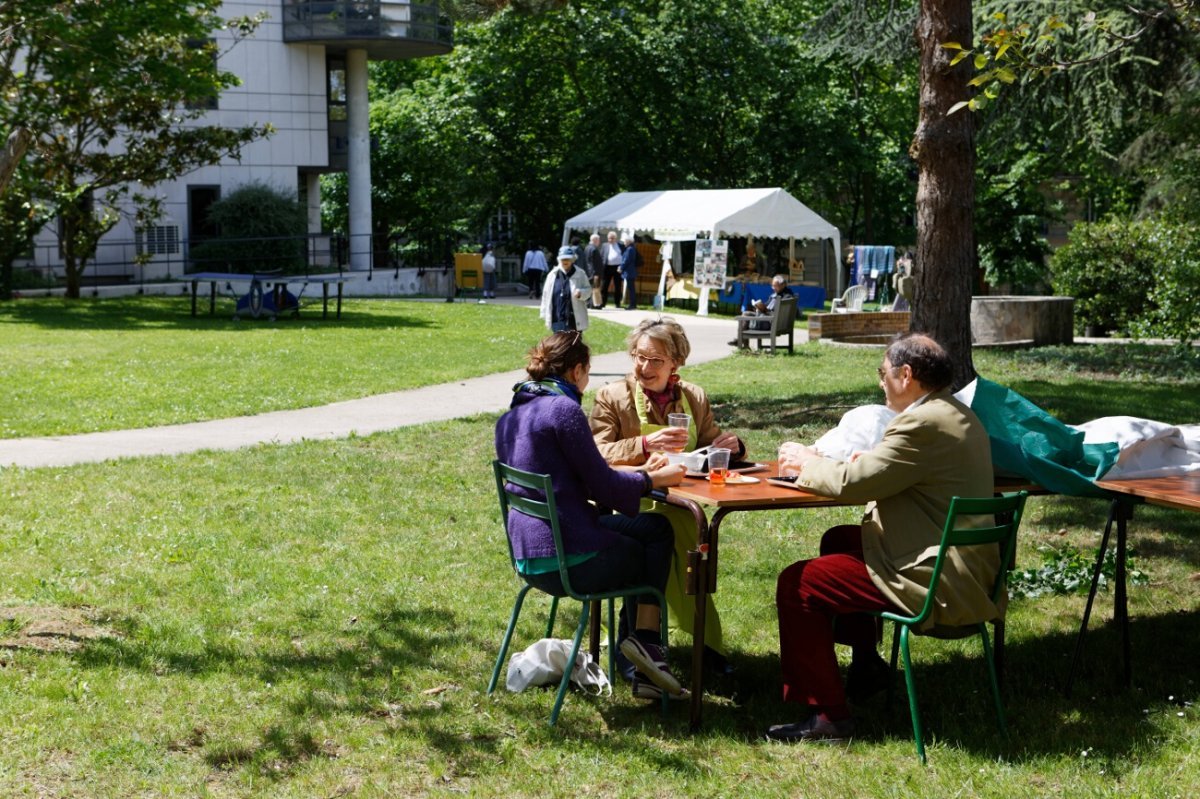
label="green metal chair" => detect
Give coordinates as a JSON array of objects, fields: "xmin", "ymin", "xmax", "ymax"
[
  {"xmin": 876, "ymin": 491, "xmax": 1028, "ymax": 763},
  {"xmin": 487, "ymin": 460, "xmax": 670, "ymax": 725}
]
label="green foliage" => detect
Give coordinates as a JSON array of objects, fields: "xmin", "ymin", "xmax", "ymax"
[
  {"xmin": 0, "ymin": 0, "xmax": 271, "ymax": 297},
  {"xmin": 1050, "ymin": 218, "xmax": 1159, "ymax": 335},
  {"xmin": 1009, "ymin": 543, "xmax": 1148, "ymax": 599},
  {"xmin": 1051, "ymin": 217, "xmax": 1200, "ymax": 346},
  {"xmin": 324, "ymin": 0, "xmax": 919, "ymax": 250},
  {"xmin": 188, "ymin": 183, "xmax": 308, "ymax": 274},
  {"xmin": 975, "ymin": 150, "xmax": 1056, "ymax": 290}
]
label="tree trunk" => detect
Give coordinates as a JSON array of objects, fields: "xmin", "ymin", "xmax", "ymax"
[
  {"xmin": 910, "ymin": 0, "xmax": 977, "ymax": 390},
  {"xmin": 0, "ymin": 128, "xmax": 32, "ymax": 197}
]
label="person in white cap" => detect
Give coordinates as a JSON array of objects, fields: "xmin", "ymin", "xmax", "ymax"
[{"xmin": 541, "ymin": 246, "xmax": 591, "ymax": 332}]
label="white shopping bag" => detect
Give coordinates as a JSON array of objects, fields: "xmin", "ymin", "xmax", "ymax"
[{"xmin": 506, "ymin": 638, "xmax": 611, "ymax": 695}]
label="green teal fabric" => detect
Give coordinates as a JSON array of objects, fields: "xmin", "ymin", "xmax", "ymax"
[
  {"xmin": 970, "ymin": 377, "xmax": 1119, "ymax": 498},
  {"xmin": 516, "ymin": 550, "xmax": 596, "ymax": 576}
]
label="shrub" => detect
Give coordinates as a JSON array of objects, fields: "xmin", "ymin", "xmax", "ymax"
[
  {"xmin": 1051, "ymin": 218, "xmax": 1160, "ymax": 336},
  {"xmin": 1132, "ymin": 223, "xmax": 1200, "ymax": 349},
  {"xmin": 189, "ymin": 182, "xmax": 307, "ymax": 274}
]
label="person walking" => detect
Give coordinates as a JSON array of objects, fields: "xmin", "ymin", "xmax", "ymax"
[
  {"xmin": 599, "ymin": 231, "xmax": 624, "ymax": 309},
  {"xmin": 540, "ymin": 246, "xmax": 591, "ymax": 332},
  {"xmin": 522, "ymin": 242, "xmax": 548, "ymax": 300},
  {"xmin": 620, "ymin": 233, "xmax": 642, "ymax": 310},
  {"xmin": 584, "ymin": 233, "xmax": 604, "ymax": 308},
  {"xmin": 481, "ymin": 244, "xmax": 497, "ymax": 300}
]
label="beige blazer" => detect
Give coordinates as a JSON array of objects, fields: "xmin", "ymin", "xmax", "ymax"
[
  {"xmin": 589, "ymin": 375, "xmax": 726, "ymax": 466},
  {"xmin": 798, "ymin": 390, "xmax": 1003, "ymax": 629}
]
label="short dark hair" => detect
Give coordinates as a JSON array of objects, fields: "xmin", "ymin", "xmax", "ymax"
[
  {"xmin": 886, "ymin": 333, "xmax": 953, "ymax": 391},
  {"xmin": 526, "ymin": 331, "xmax": 589, "ymax": 381}
]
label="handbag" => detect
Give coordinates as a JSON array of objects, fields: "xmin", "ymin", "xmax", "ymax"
[{"xmin": 505, "ymin": 638, "xmax": 612, "ymax": 695}]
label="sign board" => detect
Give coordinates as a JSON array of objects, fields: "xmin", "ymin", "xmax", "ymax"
[{"xmin": 693, "ymin": 239, "xmax": 728, "ymax": 289}]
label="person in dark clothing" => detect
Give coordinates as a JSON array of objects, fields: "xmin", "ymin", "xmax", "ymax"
[{"xmin": 495, "ymin": 331, "xmax": 688, "ymax": 699}]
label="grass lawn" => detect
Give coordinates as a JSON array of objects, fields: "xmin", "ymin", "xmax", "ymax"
[
  {"xmin": 0, "ymin": 338, "xmax": 1197, "ymax": 796},
  {"xmin": 0, "ymin": 297, "xmax": 631, "ymax": 438}
]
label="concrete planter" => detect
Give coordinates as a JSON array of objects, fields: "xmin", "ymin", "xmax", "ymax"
[{"xmin": 971, "ymin": 295, "xmax": 1074, "ymax": 346}]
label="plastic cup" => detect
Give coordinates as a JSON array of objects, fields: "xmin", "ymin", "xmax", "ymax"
[
  {"xmin": 666, "ymin": 413, "xmax": 691, "ymax": 453},
  {"xmin": 708, "ymin": 448, "xmax": 731, "ymax": 486}
]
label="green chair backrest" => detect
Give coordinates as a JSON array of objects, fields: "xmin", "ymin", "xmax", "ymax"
[
  {"xmin": 900, "ymin": 491, "xmax": 1028, "ymax": 627},
  {"xmin": 493, "ymin": 460, "xmax": 581, "ymax": 599}
]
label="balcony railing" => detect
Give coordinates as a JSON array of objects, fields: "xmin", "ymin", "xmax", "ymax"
[{"xmin": 282, "ymin": 1, "xmax": 452, "ymax": 56}]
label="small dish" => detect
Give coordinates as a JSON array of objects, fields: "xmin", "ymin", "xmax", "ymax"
[{"xmin": 710, "ymin": 473, "xmax": 760, "ymax": 485}]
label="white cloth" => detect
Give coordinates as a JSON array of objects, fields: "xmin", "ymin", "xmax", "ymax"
[
  {"xmin": 482, "ymin": 253, "xmax": 496, "ymax": 273},
  {"xmin": 815, "ymin": 379, "xmax": 1200, "ymax": 481},
  {"xmin": 1071, "ymin": 416, "xmax": 1200, "ymax": 480},
  {"xmin": 506, "ymin": 638, "xmax": 611, "ymax": 695}
]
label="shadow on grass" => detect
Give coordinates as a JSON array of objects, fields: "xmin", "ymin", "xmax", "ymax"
[
  {"xmin": 0, "ymin": 296, "xmax": 440, "ymax": 332},
  {"xmin": 682, "ymin": 608, "xmax": 1200, "ymax": 769},
  {"xmin": 1005, "ymin": 379, "xmax": 1200, "ymax": 424},
  {"xmin": 714, "ymin": 389, "xmax": 880, "ymax": 433}
]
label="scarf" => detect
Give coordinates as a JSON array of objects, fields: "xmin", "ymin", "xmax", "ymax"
[{"xmin": 511, "ymin": 376, "xmax": 582, "ymax": 407}]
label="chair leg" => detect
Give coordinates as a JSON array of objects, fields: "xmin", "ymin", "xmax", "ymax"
[
  {"xmin": 550, "ymin": 601, "xmax": 591, "ymax": 726},
  {"xmin": 979, "ymin": 622, "xmax": 1007, "ymax": 734},
  {"xmin": 489, "ymin": 584, "xmax": 533, "ymax": 694},
  {"xmin": 544, "ymin": 596, "xmax": 559, "ymax": 638},
  {"xmin": 897, "ymin": 624, "xmax": 927, "ymax": 763},
  {"xmin": 885, "ymin": 621, "xmax": 901, "ymax": 710},
  {"xmin": 656, "ymin": 588, "xmax": 669, "ymax": 718},
  {"xmin": 606, "ymin": 598, "xmax": 617, "ymax": 684}
]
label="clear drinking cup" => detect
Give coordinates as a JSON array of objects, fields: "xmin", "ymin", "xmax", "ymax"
[
  {"xmin": 708, "ymin": 448, "xmax": 731, "ymax": 486},
  {"xmin": 666, "ymin": 413, "xmax": 691, "ymax": 453}
]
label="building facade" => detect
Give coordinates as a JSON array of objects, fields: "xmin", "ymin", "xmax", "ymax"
[{"xmin": 28, "ymin": 1, "xmax": 451, "ymax": 284}]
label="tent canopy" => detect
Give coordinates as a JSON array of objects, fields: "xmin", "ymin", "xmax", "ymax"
[
  {"xmin": 562, "ymin": 186, "xmax": 836, "ymax": 245},
  {"xmin": 562, "ymin": 187, "xmax": 843, "ymax": 292}
]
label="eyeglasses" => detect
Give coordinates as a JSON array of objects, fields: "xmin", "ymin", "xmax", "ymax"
[{"xmin": 634, "ymin": 352, "xmax": 667, "ymax": 369}]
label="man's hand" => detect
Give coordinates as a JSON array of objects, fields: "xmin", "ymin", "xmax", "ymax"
[
  {"xmin": 777, "ymin": 441, "xmax": 821, "ymax": 476},
  {"xmin": 645, "ymin": 426, "xmax": 688, "ymax": 453}
]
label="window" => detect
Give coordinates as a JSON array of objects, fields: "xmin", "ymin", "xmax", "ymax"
[
  {"xmin": 136, "ymin": 225, "xmax": 180, "ymax": 256},
  {"xmin": 328, "ymin": 57, "xmax": 347, "ymax": 121}
]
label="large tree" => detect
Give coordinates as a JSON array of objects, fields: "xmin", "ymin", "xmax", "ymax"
[
  {"xmin": 0, "ymin": 0, "xmax": 271, "ymax": 297},
  {"xmin": 911, "ymin": 0, "xmax": 978, "ymax": 388}
]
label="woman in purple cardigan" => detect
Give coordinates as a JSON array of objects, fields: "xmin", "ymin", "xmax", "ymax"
[{"xmin": 495, "ymin": 331, "xmax": 687, "ymax": 699}]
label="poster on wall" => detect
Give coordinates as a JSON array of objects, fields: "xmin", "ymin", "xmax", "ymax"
[{"xmin": 693, "ymin": 239, "xmax": 728, "ymax": 289}]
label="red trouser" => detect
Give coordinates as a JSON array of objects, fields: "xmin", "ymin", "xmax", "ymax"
[{"xmin": 776, "ymin": 525, "xmax": 897, "ymax": 713}]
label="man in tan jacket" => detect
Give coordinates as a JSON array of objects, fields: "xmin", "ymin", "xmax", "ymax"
[{"xmin": 767, "ymin": 333, "xmax": 997, "ymax": 743}]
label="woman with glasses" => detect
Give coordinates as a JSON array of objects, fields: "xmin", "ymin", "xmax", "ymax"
[
  {"xmin": 495, "ymin": 330, "xmax": 689, "ymax": 700},
  {"xmin": 589, "ymin": 317, "xmax": 745, "ymax": 678}
]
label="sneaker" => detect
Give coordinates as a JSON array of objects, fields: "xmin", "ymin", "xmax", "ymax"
[
  {"xmin": 632, "ymin": 673, "xmax": 691, "ymax": 701},
  {"xmin": 619, "ymin": 637, "xmax": 682, "ymax": 697}
]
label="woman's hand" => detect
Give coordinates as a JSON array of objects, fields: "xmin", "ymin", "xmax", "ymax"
[
  {"xmin": 711, "ymin": 431, "xmax": 740, "ymax": 452},
  {"xmin": 644, "ymin": 452, "xmax": 670, "ymax": 470},
  {"xmin": 648, "ymin": 462, "xmax": 686, "ymax": 488},
  {"xmin": 644, "ymin": 426, "xmax": 688, "ymax": 453}
]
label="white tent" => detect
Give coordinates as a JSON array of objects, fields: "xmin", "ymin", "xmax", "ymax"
[{"xmin": 561, "ymin": 187, "xmax": 844, "ymax": 296}]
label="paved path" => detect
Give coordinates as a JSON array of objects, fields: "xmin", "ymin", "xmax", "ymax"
[{"xmin": 0, "ymin": 299, "xmax": 765, "ymax": 469}]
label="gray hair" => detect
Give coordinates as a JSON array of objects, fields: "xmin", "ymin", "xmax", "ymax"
[
  {"xmin": 590, "ymin": 233, "xmax": 601, "ymax": 244},
  {"xmin": 627, "ymin": 316, "xmax": 690, "ymax": 364}
]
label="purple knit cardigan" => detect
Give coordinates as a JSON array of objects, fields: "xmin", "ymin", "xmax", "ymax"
[{"xmin": 495, "ymin": 390, "xmax": 646, "ymax": 560}]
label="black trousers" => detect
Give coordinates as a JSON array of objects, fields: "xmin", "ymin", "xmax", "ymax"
[
  {"xmin": 522, "ymin": 511, "xmax": 673, "ymax": 632},
  {"xmin": 600, "ymin": 265, "xmax": 623, "ymax": 307}
]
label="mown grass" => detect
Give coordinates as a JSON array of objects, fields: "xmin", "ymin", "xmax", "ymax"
[
  {"xmin": 0, "ymin": 335, "xmax": 1198, "ymax": 796},
  {"xmin": 0, "ymin": 297, "xmax": 631, "ymax": 438}
]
